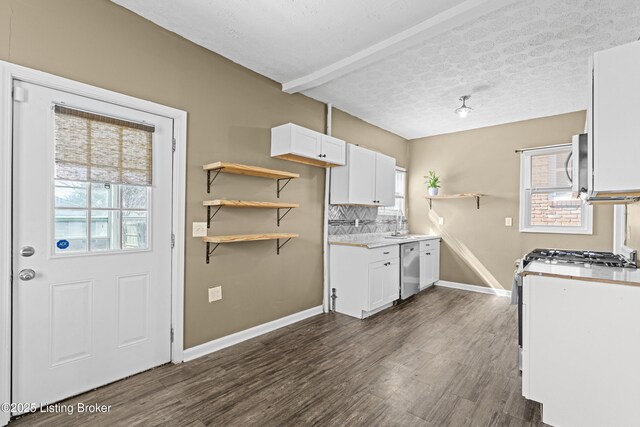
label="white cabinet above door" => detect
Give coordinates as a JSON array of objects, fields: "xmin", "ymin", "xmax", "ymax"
[
  {"xmin": 271, "ymin": 123, "xmax": 345, "ymax": 168},
  {"xmin": 330, "ymin": 144, "xmax": 396, "ymax": 206}
]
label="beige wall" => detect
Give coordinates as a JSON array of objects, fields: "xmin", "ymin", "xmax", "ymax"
[
  {"xmin": 0, "ymin": 0, "xmax": 407, "ymax": 348},
  {"xmin": 626, "ymin": 204, "xmax": 640, "ymax": 251},
  {"xmin": 408, "ymin": 111, "xmax": 614, "ymax": 290}
]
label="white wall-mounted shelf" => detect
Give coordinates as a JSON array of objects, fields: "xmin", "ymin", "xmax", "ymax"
[{"xmin": 425, "ymin": 193, "xmax": 485, "ymax": 209}]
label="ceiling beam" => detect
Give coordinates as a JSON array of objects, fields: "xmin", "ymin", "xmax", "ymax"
[{"xmin": 282, "ymin": 0, "xmax": 515, "ymax": 94}]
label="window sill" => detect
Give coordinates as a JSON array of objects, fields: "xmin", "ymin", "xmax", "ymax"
[{"xmin": 519, "ymin": 226, "xmax": 593, "ymax": 235}]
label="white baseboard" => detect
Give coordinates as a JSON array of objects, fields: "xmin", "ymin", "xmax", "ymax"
[
  {"xmin": 183, "ymin": 305, "xmax": 323, "ymax": 362},
  {"xmin": 435, "ymin": 280, "xmax": 512, "ymax": 298}
]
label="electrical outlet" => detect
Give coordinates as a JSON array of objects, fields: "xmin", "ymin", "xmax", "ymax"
[
  {"xmin": 208, "ymin": 286, "xmax": 222, "ymax": 303},
  {"xmin": 193, "ymin": 222, "xmax": 207, "ymax": 237},
  {"xmin": 505, "ymin": 217, "xmax": 513, "ymax": 227},
  {"xmin": 438, "ymin": 217, "xmax": 445, "ymax": 225}
]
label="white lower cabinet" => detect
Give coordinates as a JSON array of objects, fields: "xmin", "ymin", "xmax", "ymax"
[
  {"xmin": 522, "ymin": 274, "xmax": 640, "ymax": 426},
  {"xmin": 368, "ymin": 258, "xmax": 400, "ymax": 311},
  {"xmin": 419, "ymin": 239, "xmax": 440, "ymax": 290},
  {"xmin": 330, "ymin": 244, "xmax": 399, "ymax": 319}
]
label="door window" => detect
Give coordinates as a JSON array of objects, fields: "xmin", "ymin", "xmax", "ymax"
[{"xmin": 54, "ymin": 181, "xmax": 149, "ymax": 254}]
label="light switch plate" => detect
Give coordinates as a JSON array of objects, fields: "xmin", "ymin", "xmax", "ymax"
[
  {"xmin": 505, "ymin": 217, "xmax": 513, "ymax": 227},
  {"xmin": 438, "ymin": 217, "xmax": 445, "ymax": 225},
  {"xmin": 193, "ymin": 222, "xmax": 207, "ymax": 237},
  {"xmin": 208, "ymin": 286, "xmax": 222, "ymax": 303}
]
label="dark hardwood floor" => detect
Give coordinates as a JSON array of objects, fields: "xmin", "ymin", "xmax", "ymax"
[{"xmin": 11, "ymin": 286, "xmax": 544, "ymax": 426}]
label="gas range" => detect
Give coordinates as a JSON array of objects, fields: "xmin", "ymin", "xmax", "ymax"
[{"xmin": 524, "ymin": 248, "xmax": 637, "ymax": 269}]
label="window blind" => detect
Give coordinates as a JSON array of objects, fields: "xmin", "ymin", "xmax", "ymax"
[{"xmin": 54, "ymin": 105, "xmax": 154, "ymax": 186}]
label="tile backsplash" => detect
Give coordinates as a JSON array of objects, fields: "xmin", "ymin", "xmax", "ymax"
[{"xmin": 328, "ymin": 205, "xmax": 408, "ymax": 236}]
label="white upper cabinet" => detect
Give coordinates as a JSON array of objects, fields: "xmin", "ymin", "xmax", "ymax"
[
  {"xmin": 321, "ymin": 135, "xmax": 346, "ymax": 165},
  {"xmin": 271, "ymin": 123, "xmax": 346, "ymax": 167},
  {"xmin": 330, "ymin": 144, "xmax": 396, "ymax": 206},
  {"xmin": 591, "ymin": 41, "xmax": 640, "ymax": 193},
  {"xmin": 375, "ymin": 152, "xmax": 396, "ymax": 206}
]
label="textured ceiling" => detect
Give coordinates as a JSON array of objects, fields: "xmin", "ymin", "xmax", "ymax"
[
  {"xmin": 113, "ymin": 0, "xmax": 640, "ymax": 139},
  {"xmin": 111, "ymin": 0, "xmax": 467, "ymax": 82},
  {"xmin": 304, "ymin": 0, "xmax": 640, "ymax": 138}
]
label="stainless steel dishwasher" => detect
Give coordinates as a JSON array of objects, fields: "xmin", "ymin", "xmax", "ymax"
[{"xmin": 400, "ymin": 242, "xmax": 420, "ymax": 299}]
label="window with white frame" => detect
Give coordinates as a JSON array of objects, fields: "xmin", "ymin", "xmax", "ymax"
[
  {"xmin": 379, "ymin": 167, "xmax": 406, "ymax": 216},
  {"xmin": 519, "ymin": 145, "xmax": 592, "ymax": 234}
]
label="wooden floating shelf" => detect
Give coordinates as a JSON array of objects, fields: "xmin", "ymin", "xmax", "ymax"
[
  {"xmin": 203, "ymin": 200, "xmax": 299, "ymax": 208},
  {"xmin": 202, "ymin": 233, "xmax": 298, "ymax": 243},
  {"xmin": 203, "ymin": 233, "xmax": 299, "ymax": 263},
  {"xmin": 203, "ymin": 200, "xmax": 299, "ymax": 228},
  {"xmin": 203, "ymin": 161, "xmax": 299, "ymax": 197},
  {"xmin": 425, "ymin": 193, "xmax": 485, "ymax": 209},
  {"xmin": 203, "ymin": 161, "xmax": 299, "ymax": 180}
]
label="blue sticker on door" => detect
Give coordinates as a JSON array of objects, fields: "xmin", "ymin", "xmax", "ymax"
[{"xmin": 56, "ymin": 239, "xmax": 70, "ymax": 250}]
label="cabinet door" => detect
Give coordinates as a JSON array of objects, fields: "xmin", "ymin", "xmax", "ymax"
[
  {"xmin": 349, "ymin": 145, "xmax": 376, "ymax": 205},
  {"xmin": 419, "ymin": 251, "xmax": 428, "ymax": 289},
  {"xmin": 428, "ymin": 247, "xmax": 440, "ymax": 284},
  {"xmin": 593, "ymin": 42, "xmax": 640, "ymax": 192},
  {"xmin": 321, "ymin": 135, "xmax": 346, "ymax": 165},
  {"xmin": 420, "ymin": 247, "xmax": 440, "ymax": 287},
  {"xmin": 368, "ymin": 259, "xmax": 400, "ymax": 311},
  {"xmin": 290, "ymin": 125, "xmax": 321, "ymax": 159},
  {"xmin": 368, "ymin": 261, "xmax": 387, "ymax": 311},
  {"xmin": 382, "ymin": 259, "xmax": 400, "ymax": 303},
  {"xmin": 375, "ymin": 153, "xmax": 396, "ymax": 206}
]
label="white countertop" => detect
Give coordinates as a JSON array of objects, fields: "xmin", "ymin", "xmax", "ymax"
[
  {"xmin": 329, "ymin": 233, "xmax": 440, "ymax": 249},
  {"xmin": 521, "ymin": 260, "xmax": 640, "ymax": 286}
]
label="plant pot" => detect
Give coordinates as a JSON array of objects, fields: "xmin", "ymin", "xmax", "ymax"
[{"xmin": 428, "ymin": 187, "xmax": 439, "ymax": 196}]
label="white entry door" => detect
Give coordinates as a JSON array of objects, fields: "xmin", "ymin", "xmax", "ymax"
[{"xmin": 12, "ymin": 81, "xmax": 173, "ymax": 411}]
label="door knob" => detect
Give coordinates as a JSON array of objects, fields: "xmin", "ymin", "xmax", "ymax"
[{"xmin": 18, "ymin": 269, "xmax": 35, "ymax": 281}]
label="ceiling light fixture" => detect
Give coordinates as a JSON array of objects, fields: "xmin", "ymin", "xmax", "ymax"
[{"xmin": 455, "ymin": 95, "xmax": 472, "ymax": 118}]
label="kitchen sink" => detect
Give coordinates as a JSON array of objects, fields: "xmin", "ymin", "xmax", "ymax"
[{"xmin": 384, "ymin": 235, "xmax": 412, "ymax": 240}]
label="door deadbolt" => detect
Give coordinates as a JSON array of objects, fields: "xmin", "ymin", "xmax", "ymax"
[
  {"xmin": 19, "ymin": 269, "xmax": 36, "ymax": 281},
  {"xmin": 19, "ymin": 246, "xmax": 35, "ymax": 257}
]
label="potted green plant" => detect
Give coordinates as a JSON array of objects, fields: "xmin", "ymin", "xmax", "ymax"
[{"xmin": 425, "ymin": 171, "xmax": 440, "ymax": 196}]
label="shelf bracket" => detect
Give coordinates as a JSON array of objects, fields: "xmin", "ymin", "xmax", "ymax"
[
  {"xmin": 206, "ymin": 242, "xmax": 221, "ymax": 264},
  {"xmin": 277, "ymin": 207, "xmax": 293, "ymax": 227},
  {"xmin": 207, "ymin": 168, "xmax": 224, "ymax": 194},
  {"xmin": 276, "ymin": 238, "xmax": 292, "ymax": 255},
  {"xmin": 475, "ymin": 196, "xmax": 480, "ymax": 209},
  {"xmin": 207, "ymin": 205, "xmax": 223, "ymax": 228},
  {"xmin": 277, "ymin": 178, "xmax": 292, "ymax": 198},
  {"xmin": 428, "ymin": 199, "xmax": 432, "ymax": 209}
]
